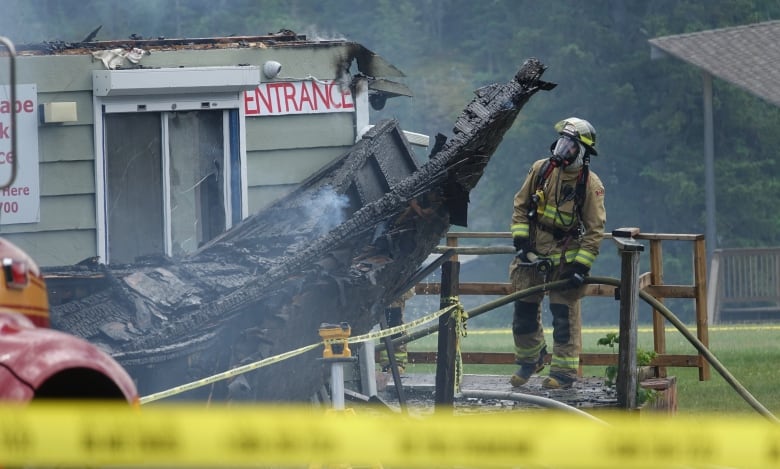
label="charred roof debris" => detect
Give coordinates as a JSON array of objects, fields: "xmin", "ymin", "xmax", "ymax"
[{"xmin": 11, "ymin": 29, "xmax": 336, "ymax": 57}]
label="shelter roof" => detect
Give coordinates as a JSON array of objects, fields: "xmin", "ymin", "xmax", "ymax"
[{"xmin": 649, "ymin": 20, "xmax": 780, "ymax": 106}]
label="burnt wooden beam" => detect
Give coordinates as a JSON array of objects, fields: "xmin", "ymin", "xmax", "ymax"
[{"xmin": 434, "ymin": 260, "xmax": 459, "ymax": 408}]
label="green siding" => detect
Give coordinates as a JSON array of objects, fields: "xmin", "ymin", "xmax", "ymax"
[
  {"xmin": 3, "ymin": 230, "xmax": 95, "ymax": 266},
  {"xmin": 246, "ymin": 146, "xmax": 349, "ymax": 186},
  {"xmin": 1, "ymin": 194, "xmax": 95, "ymax": 233},
  {"xmin": 40, "ymin": 160, "xmax": 94, "ymax": 196},
  {"xmin": 11, "ymin": 55, "xmax": 95, "ymax": 92},
  {"xmin": 132, "ymin": 46, "xmax": 353, "ymax": 82},
  {"xmin": 38, "ymin": 194, "xmax": 95, "ymax": 230},
  {"xmin": 245, "ymin": 113, "xmax": 355, "ymax": 150},
  {"xmin": 39, "ymin": 124, "xmax": 94, "ymax": 163},
  {"xmin": 247, "ymin": 184, "xmax": 298, "ymax": 213},
  {"xmin": 244, "ymin": 111, "xmax": 355, "ymax": 212}
]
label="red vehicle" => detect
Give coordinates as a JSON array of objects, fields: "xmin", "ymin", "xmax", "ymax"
[
  {"xmin": 0, "ymin": 238, "xmax": 139, "ymax": 403},
  {"xmin": 0, "ymin": 36, "xmax": 137, "ymax": 404}
]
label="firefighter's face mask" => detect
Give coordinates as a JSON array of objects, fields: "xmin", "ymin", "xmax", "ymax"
[{"xmin": 552, "ymin": 135, "xmax": 582, "ymax": 165}]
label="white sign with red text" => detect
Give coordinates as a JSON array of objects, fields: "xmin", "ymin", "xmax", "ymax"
[
  {"xmin": 0, "ymin": 84, "xmax": 39, "ymax": 224},
  {"xmin": 244, "ymin": 80, "xmax": 354, "ymax": 116}
]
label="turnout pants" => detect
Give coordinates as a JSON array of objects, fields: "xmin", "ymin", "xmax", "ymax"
[{"xmin": 509, "ymin": 259, "xmax": 586, "ymax": 380}]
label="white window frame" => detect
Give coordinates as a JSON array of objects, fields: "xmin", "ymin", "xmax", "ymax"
[{"xmin": 93, "ymin": 84, "xmax": 252, "ymax": 263}]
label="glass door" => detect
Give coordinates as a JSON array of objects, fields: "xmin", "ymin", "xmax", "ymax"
[
  {"xmin": 167, "ymin": 111, "xmax": 226, "ymax": 256},
  {"xmin": 104, "ymin": 113, "xmax": 164, "ymax": 264},
  {"xmin": 103, "ymin": 110, "xmax": 233, "ymax": 263}
]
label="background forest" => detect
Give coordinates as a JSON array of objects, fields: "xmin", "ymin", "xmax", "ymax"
[{"xmin": 2, "ymin": 0, "xmax": 780, "ymax": 324}]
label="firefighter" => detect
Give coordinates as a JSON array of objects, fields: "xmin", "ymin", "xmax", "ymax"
[{"xmin": 508, "ymin": 117, "xmax": 606, "ymax": 389}]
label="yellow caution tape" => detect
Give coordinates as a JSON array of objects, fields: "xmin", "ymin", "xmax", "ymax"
[
  {"xmin": 140, "ymin": 303, "xmax": 460, "ymax": 404},
  {"xmin": 449, "ymin": 296, "xmax": 469, "ymax": 391},
  {"xmin": 1, "ymin": 403, "xmax": 779, "ymax": 468},
  {"xmin": 339, "ymin": 302, "xmax": 459, "ymax": 346},
  {"xmin": 139, "ymin": 342, "xmax": 322, "ymax": 404}
]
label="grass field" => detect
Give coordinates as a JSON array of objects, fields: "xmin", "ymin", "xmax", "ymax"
[{"xmin": 404, "ymin": 324, "xmax": 780, "ymax": 417}]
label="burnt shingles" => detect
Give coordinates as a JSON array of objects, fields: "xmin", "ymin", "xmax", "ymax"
[{"xmin": 11, "ymin": 31, "xmax": 318, "ymax": 57}]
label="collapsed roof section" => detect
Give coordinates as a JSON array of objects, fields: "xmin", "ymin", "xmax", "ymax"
[{"xmin": 49, "ymin": 58, "xmax": 555, "ymax": 402}]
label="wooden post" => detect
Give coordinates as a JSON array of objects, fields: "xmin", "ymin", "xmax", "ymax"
[
  {"xmin": 649, "ymin": 239, "xmax": 667, "ymax": 378},
  {"xmin": 435, "ymin": 260, "xmax": 459, "ymax": 408},
  {"xmin": 446, "ymin": 233, "xmax": 459, "ymax": 262},
  {"xmin": 614, "ymin": 236, "xmax": 644, "ymax": 409},
  {"xmin": 379, "ymin": 315, "xmax": 407, "ymax": 410},
  {"xmin": 693, "ymin": 236, "xmax": 711, "ymax": 380}
]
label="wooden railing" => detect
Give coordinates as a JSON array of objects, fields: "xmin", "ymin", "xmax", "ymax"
[
  {"xmin": 707, "ymin": 247, "xmax": 780, "ymax": 323},
  {"xmin": 410, "ymin": 230, "xmax": 710, "ymax": 385}
]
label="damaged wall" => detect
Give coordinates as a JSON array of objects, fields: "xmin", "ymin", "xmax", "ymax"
[{"xmin": 0, "ymin": 36, "xmax": 407, "ymax": 266}]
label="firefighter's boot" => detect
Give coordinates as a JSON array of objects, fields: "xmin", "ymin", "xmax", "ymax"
[
  {"xmin": 510, "ymin": 346, "xmax": 547, "ymax": 387},
  {"xmin": 542, "ymin": 371, "xmax": 576, "ymax": 389}
]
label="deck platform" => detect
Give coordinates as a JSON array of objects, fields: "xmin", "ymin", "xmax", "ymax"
[
  {"xmin": 374, "ymin": 373, "xmax": 676, "ymax": 414},
  {"xmin": 376, "ymin": 373, "xmax": 616, "ymax": 412}
]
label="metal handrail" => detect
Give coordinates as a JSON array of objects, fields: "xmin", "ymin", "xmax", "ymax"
[{"xmin": 0, "ymin": 36, "xmax": 17, "ymax": 189}]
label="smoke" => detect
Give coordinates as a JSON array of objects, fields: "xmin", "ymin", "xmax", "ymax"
[
  {"xmin": 305, "ymin": 186, "xmax": 351, "ymax": 236},
  {"xmin": 299, "ymin": 24, "xmax": 348, "ymax": 43}
]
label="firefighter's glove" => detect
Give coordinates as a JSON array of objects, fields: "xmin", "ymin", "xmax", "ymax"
[
  {"xmin": 561, "ymin": 262, "xmax": 590, "ymax": 287},
  {"xmin": 514, "ymin": 237, "xmax": 532, "ymax": 262},
  {"xmin": 513, "ymin": 236, "xmax": 530, "ymax": 252}
]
